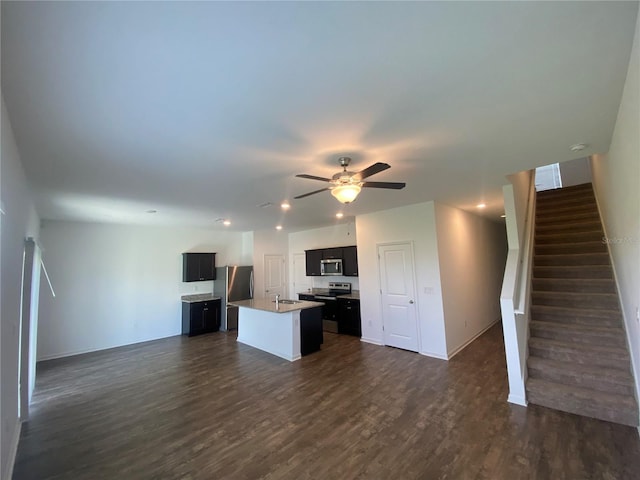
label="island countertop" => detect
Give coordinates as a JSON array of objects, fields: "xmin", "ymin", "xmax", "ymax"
[{"xmin": 230, "ymin": 298, "xmax": 324, "ymax": 314}]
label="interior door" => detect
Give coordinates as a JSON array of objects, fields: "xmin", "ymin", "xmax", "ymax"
[
  {"xmin": 293, "ymin": 253, "xmax": 311, "ymax": 295},
  {"xmin": 378, "ymin": 242, "xmax": 419, "ymax": 352},
  {"xmin": 264, "ymin": 254, "xmax": 286, "ymax": 299}
]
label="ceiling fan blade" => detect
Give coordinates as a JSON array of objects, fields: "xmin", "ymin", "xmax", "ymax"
[
  {"xmin": 353, "ymin": 162, "xmax": 391, "ymax": 181},
  {"xmin": 295, "ymin": 174, "xmax": 332, "ymax": 182},
  {"xmin": 362, "ymin": 181, "xmax": 406, "ymax": 189},
  {"xmin": 294, "ymin": 187, "xmax": 331, "ymax": 199}
]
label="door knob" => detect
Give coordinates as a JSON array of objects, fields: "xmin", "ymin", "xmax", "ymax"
[{"xmin": 409, "ymin": 300, "xmax": 414, "ymax": 304}]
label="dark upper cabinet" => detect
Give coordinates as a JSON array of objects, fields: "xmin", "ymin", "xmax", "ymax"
[
  {"xmin": 304, "ymin": 246, "xmax": 359, "ymax": 277},
  {"xmin": 342, "ymin": 246, "xmax": 358, "ymax": 276},
  {"xmin": 322, "ymin": 248, "xmax": 343, "ymax": 260},
  {"xmin": 182, "ymin": 299, "xmax": 221, "ymax": 336},
  {"xmin": 182, "ymin": 253, "xmax": 216, "ymax": 282},
  {"xmin": 305, "ymin": 249, "xmax": 323, "ymax": 276}
]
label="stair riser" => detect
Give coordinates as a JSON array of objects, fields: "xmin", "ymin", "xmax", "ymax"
[
  {"xmin": 527, "ymin": 365, "xmax": 635, "ymax": 396},
  {"xmin": 530, "ymin": 308, "xmax": 621, "ymax": 327},
  {"xmin": 529, "ymin": 345, "xmax": 629, "ymax": 370},
  {"xmin": 532, "ymin": 278, "xmax": 616, "ymax": 293},
  {"xmin": 534, "ymin": 254, "xmax": 610, "ymax": 267},
  {"xmin": 532, "ymin": 293, "xmax": 619, "ymax": 310},
  {"xmin": 533, "ymin": 266, "xmax": 613, "ymax": 280},
  {"xmin": 535, "ymin": 231, "xmax": 604, "ymax": 244},
  {"xmin": 535, "ymin": 243, "xmax": 607, "ymax": 255},
  {"xmin": 530, "ymin": 326, "xmax": 626, "ymax": 348},
  {"xmin": 526, "ymin": 390, "xmax": 638, "ymax": 427}
]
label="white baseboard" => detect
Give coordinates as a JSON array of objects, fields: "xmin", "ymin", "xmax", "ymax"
[
  {"xmin": 508, "ymin": 393, "xmax": 528, "ymax": 407},
  {"xmin": 4, "ymin": 420, "xmax": 21, "ymax": 480},
  {"xmin": 419, "ymin": 350, "xmax": 448, "ymax": 360},
  {"xmin": 360, "ymin": 337, "xmax": 383, "ymax": 346}
]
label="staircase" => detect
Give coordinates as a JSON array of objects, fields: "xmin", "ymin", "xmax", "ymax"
[{"xmin": 526, "ymin": 182, "xmax": 639, "ymax": 426}]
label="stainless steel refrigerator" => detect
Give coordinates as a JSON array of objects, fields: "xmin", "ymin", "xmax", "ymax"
[{"xmin": 213, "ymin": 265, "xmax": 253, "ymax": 331}]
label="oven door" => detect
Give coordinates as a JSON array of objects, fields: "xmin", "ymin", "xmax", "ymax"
[{"xmin": 315, "ymin": 296, "xmax": 338, "ymax": 332}]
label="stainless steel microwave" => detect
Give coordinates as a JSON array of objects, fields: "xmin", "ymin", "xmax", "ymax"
[{"xmin": 320, "ymin": 258, "xmax": 343, "ymax": 276}]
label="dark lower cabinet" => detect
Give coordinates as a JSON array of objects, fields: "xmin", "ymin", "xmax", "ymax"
[
  {"xmin": 300, "ymin": 306, "xmax": 323, "ymax": 356},
  {"xmin": 182, "ymin": 299, "xmax": 221, "ymax": 336},
  {"xmin": 337, "ymin": 298, "xmax": 361, "ymax": 337}
]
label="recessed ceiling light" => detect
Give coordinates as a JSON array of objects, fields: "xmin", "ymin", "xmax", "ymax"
[
  {"xmin": 223, "ymin": 219, "xmax": 231, "ymax": 226},
  {"xmin": 336, "ymin": 212, "xmax": 344, "ymax": 218},
  {"xmin": 276, "ymin": 225, "xmax": 283, "ymax": 230},
  {"xmin": 570, "ymin": 143, "xmax": 587, "ymax": 152},
  {"xmin": 145, "ymin": 209, "xmax": 157, "ymax": 214},
  {"xmin": 281, "ymin": 202, "xmax": 290, "ymax": 210},
  {"xmin": 500, "ymin": 214, "xmax": 506, "ymax": 218},
  {"xmin": 476, "ymin": 203, "xmax": 486, "ymax": 209}
]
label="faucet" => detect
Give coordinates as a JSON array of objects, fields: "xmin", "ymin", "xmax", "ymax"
[{"xmin": 275, "ymin": 294, "xmax": 280, "ymax": 308}]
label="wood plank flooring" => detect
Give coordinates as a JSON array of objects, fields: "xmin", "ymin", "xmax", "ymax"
[{"xmin": 13, "ymin": 325, "xmax": 640, "ymax": 479}]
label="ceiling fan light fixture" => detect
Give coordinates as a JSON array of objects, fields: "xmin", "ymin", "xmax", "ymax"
[{"xmin": 331, "ymin": 184, "xmax": 361, "ymax": 204}]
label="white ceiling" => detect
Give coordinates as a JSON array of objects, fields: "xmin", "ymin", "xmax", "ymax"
[{"xmin": 2, "ymin": 1, "xmax": 638, "ymax": 232}]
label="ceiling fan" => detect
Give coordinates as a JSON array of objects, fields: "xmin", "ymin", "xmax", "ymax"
[{"xmin": 294, "ymin": 157, "xmax": 406, "ymax": 204}]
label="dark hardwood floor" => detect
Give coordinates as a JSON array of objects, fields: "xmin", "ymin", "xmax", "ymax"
[{"xmin": 13, "ymin": 324, "xmax": 640, "ymax": 479}]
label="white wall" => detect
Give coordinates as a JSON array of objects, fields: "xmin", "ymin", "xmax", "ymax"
[
  {"xmin": 1, "ymin": 96, "xmax": 41, "ymax": 479},
  {"xmin": 590, "ymin": 11, "xmax": 640, "ymax": 404},
  {"xmin": 288, "ymin": 223, "xmax": 359, "ymax": 293},
  {"xmin": 435, "ymin": 204, "xmax": 508, "ymax": 356},
  {"xmin": 559, "ymin": 157, "xmax": 592, "ymax": 187},
  {"xmin": 356, "ymin": 202, "xmax": 447, "ymax": 357},
  {"xmin": 252, "ymin": 229, "xmax": 289, "ymax": 299},
  {"xmin": 37, "ymin": 221, "xmax": 246, "ymax": 360}
]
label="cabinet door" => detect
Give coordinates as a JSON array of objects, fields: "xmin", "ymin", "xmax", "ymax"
[
  {"xmin": 342, "ymin": 246, "xmax": 358, "ymax": 276},
  {"xmin": 300, "ymin": 306, "xmax": 323, "ymax": 355},
  {"xmin": 305, "ymin": 250, "xmax": 322, "ymax": 276},
  {"xmin": 202, "ymin": 301, "xmax": 215, "ymax": 333},
  {"xmin": 322, "ymin": 248, "xmax": 343, "ymax": 260},
  {"xmin": 199, "ymin": 253, "xmax": 216, "ymax": 281},
  {"xmin": 189, "ymin": 302, "xmax": 205, "ymax": 336},
  {"xmin": 183, "ymin": 253, "xmax": 216, "ymax": 282},
  {"xmin": 337, "ymin": 299, "xmax": 361, "ymax": 337}
]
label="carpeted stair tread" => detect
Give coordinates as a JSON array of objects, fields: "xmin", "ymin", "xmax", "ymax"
[
  {"xmin": 533, "ymin": 265, "xmax": 613, "ymax": 280},
  {"xmin": 528, "ymin": 337, "xmax": 630, "ymax": 369},
  {"xmin": 532, "ymin": 277, "xmax": 616, "ymax": 293},
  {"xmin": 536, "ymin": 200, "xmax": 598, "ymax": 215},
  {"xmin": 535, "ymin": 211, "xmax": 600, "ymax": 226},
  {"xmin": 534, "ymin": 253, "xmax": 610, "ymax": 267},
  {"xmin": 531, "ymin": 291, "xmax": 620, "ymax": 310},
  {"xmin": 527, "ymin": 356, "xmax": 635, "ymax": 396},
  {"xmin": 530, "ymin": 305, "xmax": 622, "ymax": 326},
  {"xmin": 534, "ymin": 230, "xmax": 604, "ymax": 244},
  {"xmin": 526, "ymin": 378, "xmax": 638, "ymax": 426},
  {"xmin": 534, "ymin": 241, "xmax": 607, "ymax": 255},
  {"xmin": 530, "ymin": 320, "xmax": 626, "ymax": 347},
  {"xmin": 535, "ymin": 220, "xmax": 602, "ymax": 235}
]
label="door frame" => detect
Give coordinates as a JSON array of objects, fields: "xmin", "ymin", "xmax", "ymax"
[{"xmin": 377, "ymin": 241, "xmax": 421, "ymax": 352}]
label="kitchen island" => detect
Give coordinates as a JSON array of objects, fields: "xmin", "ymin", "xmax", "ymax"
[{"xmin": 231, "ymin": 298, "xmax": 324, "ymax": 361}]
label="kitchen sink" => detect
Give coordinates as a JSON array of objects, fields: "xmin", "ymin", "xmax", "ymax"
[{"xmin": 272, "ymin": 299, "xmax": 301, "ymax": 304}]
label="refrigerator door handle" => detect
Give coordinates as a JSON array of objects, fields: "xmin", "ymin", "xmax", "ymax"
[{"xmin": 250, "ymin": 270, "xmax": 254, "ymax": 299}]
